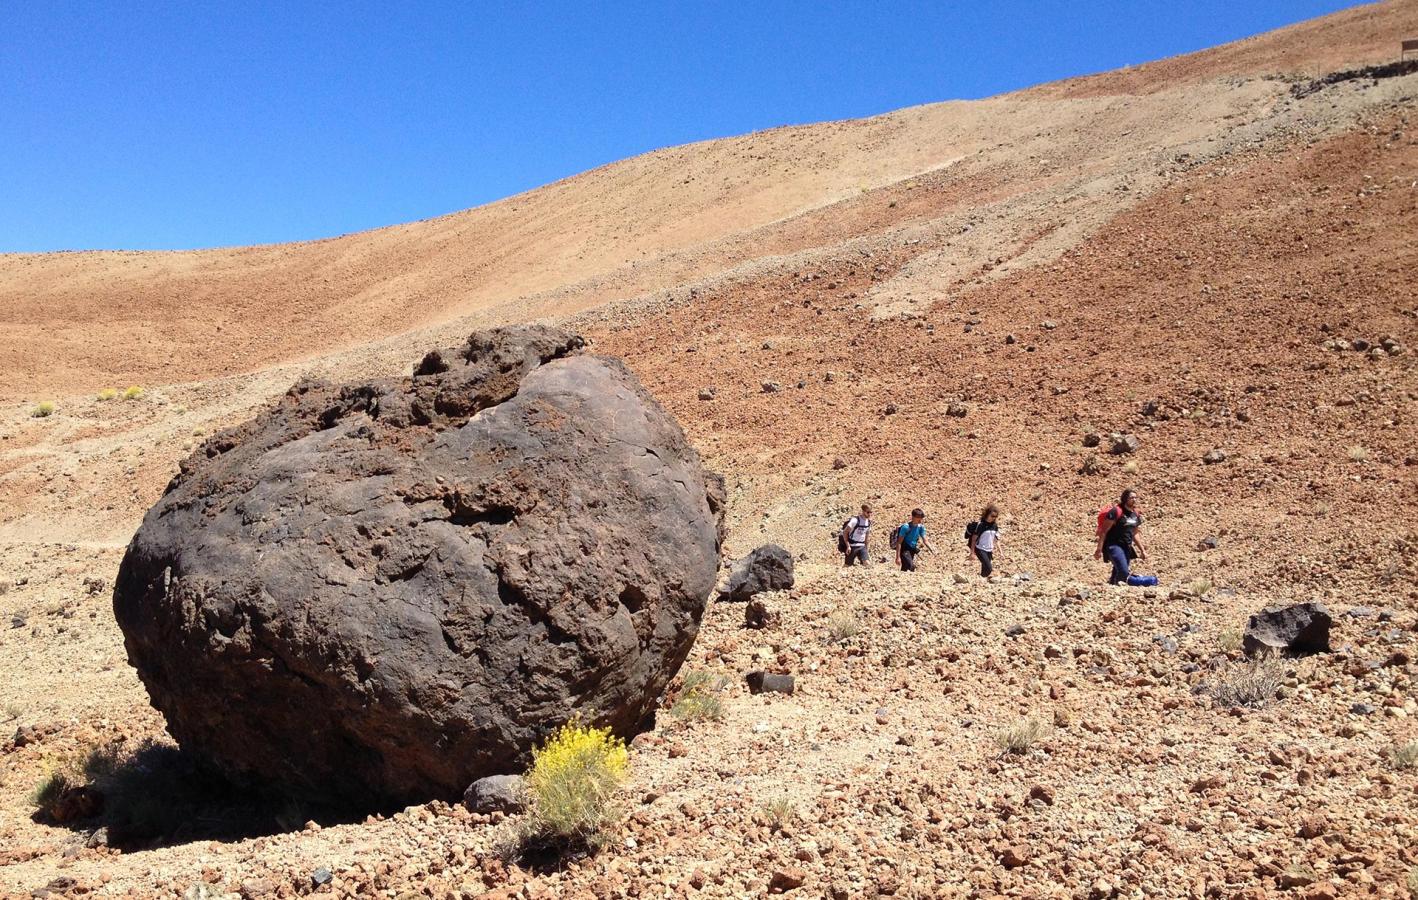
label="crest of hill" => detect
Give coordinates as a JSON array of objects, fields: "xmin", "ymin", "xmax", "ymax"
[{"xmin": 0, "ymin": 0, "xmax": 1414, "ymax": 399}]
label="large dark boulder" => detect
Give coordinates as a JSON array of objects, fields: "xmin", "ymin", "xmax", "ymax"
[
  {"xmin": 718, "ymin": 544, "xmax": 794, "ymax": 602},
  {"xmin": 1244, "ymin": 601, "xmax": 1332, "ymax": 657},
  {"xmin": 113, "ymin": 326, "xmax": 724, "ymax": 807}
]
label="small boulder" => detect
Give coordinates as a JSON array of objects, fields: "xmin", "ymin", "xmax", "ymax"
[
  {"xmin": 1244, "ymin": 602, "xmax": 1332, "ymax": 657},
  {"xmin": 769, "ymin": 867, "xmax": 807, "ymax": 893},
  {"xmin": 697, "ymin": 387, "xmax": 716, "ymax": 401},
  {"xmin": 761, "ymin": 381, "xmax": 782, "ymax": 393},
  {"xmin": 719, "ymin": 545, "xmax": 794, "ymax": 602},
  {"xmin": 744, "ymin": 598, "xmax": 779, "ymax": 630},
  {"xmin": 1202, "ymin": 448, "xmax": 1227, "ymax": 465},
  {"xmin": 1081, "ymin": 431, "xmax": 1102, "ymax": 448},
  {"xmin": 1196, "ymin": 535, "xmax": 1220, "ymax": 551},
  {"xmin": 999, "ymin": 843, "xmax": 1032, "ymax": 868},
  {"xmin": 1110, "ymin": 433, "xmax": 1141, "ymax": 455},
  {"xmin": 463, "ymin": 774, "xmax": 526, "ymax": 814},
  {"xmin": 946, "ymin": 402, "xmax": 968, "ymax": 418},
  {"xmin": 745, "ymin": 671, "xmax": 795, "ymax": 695}
]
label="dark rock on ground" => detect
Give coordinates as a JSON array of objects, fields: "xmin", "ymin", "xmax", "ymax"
[
  {"xmin": 464, "ymin": 774, "xmax": 525, "ymax": 814},
  {"xmin": 1196, "ymin": 535, "xmax": 1220, "ymax": 551},
  {"xmin": 113, "ymin": 325, "xmax": 725, "ymax": 807},
  {"xmin": 719, "ymin": 544, "xmax": 794, "ymax": 602},
  {"xmin": 1110, "ymin": 433, "xmax": 1141, "ymax": 455},
  {"xmin": 746, "ymin": 672, "xmax": 795, "ymax": 695},
  {"xmin": 1244, "ymin": 601, "xmax": 1332, "ymax": 657}
]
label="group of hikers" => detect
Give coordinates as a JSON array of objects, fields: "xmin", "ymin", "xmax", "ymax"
[{"xmin": 836, "ymin": 488, "xmax": 1158, "ymax": 587}]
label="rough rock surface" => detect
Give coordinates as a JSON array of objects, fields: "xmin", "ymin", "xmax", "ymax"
[
  {"xmin": 1244, "ymin": 601, "xmax": 1333, "ymax": 657},
  {"xmin": 718, "ymin": 545, "xmax": 794, "ymax": 602},
  {"xmin": 463, "ymin": 775, "xmax": 525, "ymax": 814},
  {"xmin": 112, "ymin": 326, "xmax": 724, "ymax": 805}
]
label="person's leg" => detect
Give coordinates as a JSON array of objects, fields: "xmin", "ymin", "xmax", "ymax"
[
  {"xmin": 978, "ymin": 549, "xmax": 993, "ymax": 577},
  {"xmin": 1105, "ymin": 545, "xmax": 1130, "ymax": 585},
  {"xmin": 900, "ymin": 547, "xmax": 916, "ymax": 572}
]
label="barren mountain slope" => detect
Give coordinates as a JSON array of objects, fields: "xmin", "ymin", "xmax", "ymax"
[
  {"xmin": 1, "ymin": 1, "xmax": 1415, "ymax": 399},
  {"xmin": 2, "ymin": 4, "xmax": 1418, "ymax": 898}
]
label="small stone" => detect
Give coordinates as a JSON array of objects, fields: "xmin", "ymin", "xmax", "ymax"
[
  {"xmin": 1029, "ymin": 785, "xmax": 1055, "ymax": 805},
  {"xmin": 831, "ymin": 457, "xmax": 848, "ymax": 471},
  {"xmin": 769, "ymin": 867, "xmax": 807, "ymax": 893},
  {"xmin": 1196, "ymin": 535, "xmax": 1220, "ymax": 551},
  {"xmin": 744, "ymin": 598, "xmax": 779, "ymax": 630},
  {"xmin": 745, "ymin": 671, "xmax": 795, "ymax": 695},
  {"xmin": 1005, "ymin": 624, "xmax": 1026, "ymax": 638},
  {"xmin": 946, "ymin": 402, "xmax": 968, "ymax": 418},
  {"xmin": 697, "ymin": 387, "xmax": 716, "ymax": 401},
  {"xmin": 1110, "ymin": 433, "xmax": 1141, "ymax": 455},
  {"xmin": 1350, "ymin": 702, "xmax": 1376, "ymax": 715},
  {"xmin": 1298, "ymin": 815, "xmax": 1327, "ymax": 839},
  {"xmin": 1081, "ymin": 431, "xmax": 1101, "ymax": 448},
  {"xmin": 463, "ymin": 775, "xmax": 526, "ymax": 814},
  {"xmin": 310, "ymin": 868, "xmax": 333, "ymax": 888},
  {"xmin": 952, "ymin": 573, "xmax": 969, "ymax": 585},
  {"xmin": 761, "ymin": 381, "xmax": 782, "ymax": 393},
  {"xmin": 1202, "ymin": 448, "xmax": 1227, "ymax": 465},
  {"xmin": 998, "ymin": 843, "xmax": 1031, "ymax": 868}
]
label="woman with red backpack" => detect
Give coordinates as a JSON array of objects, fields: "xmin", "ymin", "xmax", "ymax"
[{"xmin": 1094, "ymin": 489, "xmax": 1156, "ymax": 586}]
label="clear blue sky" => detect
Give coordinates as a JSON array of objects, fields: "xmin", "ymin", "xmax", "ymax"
[{"xmin": 1, "ymin": 0, "xmax": 1362, "ymax": 252}]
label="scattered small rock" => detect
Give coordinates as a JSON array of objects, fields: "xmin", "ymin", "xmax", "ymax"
[
  {"xmin": 1110, "ymin": 434, "xmax": 1141, "ymax": 455},
  {"xmin": 744, "ymin": 598, "xmax": 779, "ymax": 630}
]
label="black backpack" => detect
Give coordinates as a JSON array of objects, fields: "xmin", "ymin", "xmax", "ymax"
[
  {"xmin": 837, "ymin": 516, "xmax": 868, "ymax": 553},
  {"xmin": 889, "ymin": 523, "xmax": 909, "ymax": 551},
  {"xmin": 964, "ymin": 520, "xmax": 981, "ymax": 544}
]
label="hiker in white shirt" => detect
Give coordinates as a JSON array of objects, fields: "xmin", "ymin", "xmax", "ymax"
[{"xmin": 840, "ymin": 503, "xmax": 873, "ymax": 566}]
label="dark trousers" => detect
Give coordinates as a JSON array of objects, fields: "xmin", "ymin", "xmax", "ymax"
[
  {"xmin": 975, "ymin": 548, "xmax": 993, "ymax": 577},
  {"xmin": 1105, "ymin": 544, "xmax": 1130, "ymax": 585},
  {"xmin": 899, "ymin": 546, "xmax": 918, "ymax": 572},
  {"xmin": 844, "ymin": 545, "xmax": 868, "ymax": 566}
]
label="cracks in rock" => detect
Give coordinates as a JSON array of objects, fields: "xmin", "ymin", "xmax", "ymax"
[{"xmin": 496, "ymin": 569, "xmax": 578, "ymax": 647}]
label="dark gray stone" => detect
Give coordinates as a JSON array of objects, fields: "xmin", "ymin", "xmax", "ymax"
[
  {"xmin": 1243, "ymin": 602, "xmax": 1332, "ymax": 657},
  {"xmin": 1110, "ymin": 433, "xmax": 1141, "ymax": 455},
  {"xmin": 463, "ymin": 774, "xmax": 525, "ymax": 813},
  {"xmin": 113, "ymin": 326, "xmax": 725, "ymax": 807},
  {"xmin": 745, "ymin": 671, "xmax": 795, "ymax": 695},
  {"xmin": 718, "ymin": 544, "xmax": 794, "ymax": 602},
  {"xmin": 311, "ymin": 868, "xmax": 333, "ymax": 888}
]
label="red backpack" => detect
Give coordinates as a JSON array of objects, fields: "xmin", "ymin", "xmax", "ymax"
[{"xmin": 1095, "ymin": 504, "xmax": 1121, "ymax": 538}]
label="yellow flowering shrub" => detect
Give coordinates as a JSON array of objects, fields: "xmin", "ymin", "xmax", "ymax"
[{"xmin": 524, "ymin": 721, "xmax": 628, "ymax": 848}]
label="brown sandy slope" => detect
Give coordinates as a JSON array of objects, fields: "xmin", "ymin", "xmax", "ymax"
[
  {"xmin": 1, "ymin": 1, "xmax": 1415, "ymax": 400},
  {"xmin": 1, "ymin": 3, "xmax": 1417, "ymax": 898}
]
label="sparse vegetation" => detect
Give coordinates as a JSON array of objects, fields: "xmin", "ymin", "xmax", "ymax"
[
  {"xmin": 670, "ymin": 670, "xmax": 726, "ymax": 722},
  {"xmin": 28, "ymin": 768, "xmax": 75, "ymax": 817},
  {"xmin": 825, "ymin": 610, "xmax": 861, "ymax": 642},
  {"xmin": 96, "ymin": 387, "xmax": 118, "ymax": 401},
  {"xmin": 1218, "ymin": 628, "xmax": 1244, "ymax": 655},
  {"xmin": 3, "ymin": 702, "xmax": 20, "ymax": 722},
  {"xmin": 521, "ymin": 721, "xmax": 628, "ymax": 852},
  {"xmin": 30, "ymin": 401, "xmax": 55, "ymax": 418},
  {"xmin": 1347, "ymin": 445, "xmax": 1369, "ymax": 462},
  {"xmin": 1189, "ymin": 576, "xmax": 1213, "ymax": 597},
  {"xmin": 1389, "ymin": 741, "xmax": 1418, "ymax": 771},
  {"xmin": 122, "ymin": 385, "xmax": 145, "ymax": 401},
  {"xmin": 993, "ymin": 717, "xmax": 1049, "ymax": 756},
  {"xmin": 761, "ymin": 796, "xmax": 796, "ymax": 831},
  {"xmin": 1209, "ymin": 657, "xmax": 1284, "ymax": 708},
  {"xmin": 1122, "ymin": 460, "xmax": 1138, "ymax": 475}
]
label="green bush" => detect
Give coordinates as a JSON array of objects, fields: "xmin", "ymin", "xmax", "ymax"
[
  {"xmin": 96, "ymin": 388, "xmax": 118, "ymax": 401},
  {"xmin": 30, "ymin": 401, "xmax": 55, "ymax": 418},
  {"xmin": 122, "ymin": 385, "xmax": 144, "ymax": 401}
]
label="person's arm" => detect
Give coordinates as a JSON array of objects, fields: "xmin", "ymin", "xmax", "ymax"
[
  {"xmin": 967, "ymin": 533, "xmax": 977, "ymax": 559},
  {"xmin": 923, "ymin": 535, "xmax": 935, "ymax": 553},
  {"xmin": 842, "ymin": 518, "xmax": 855, "ymax": 545},
  {"xmin": 1133, "ymin": 527, "xmax": 1146, "ymax": 561}
]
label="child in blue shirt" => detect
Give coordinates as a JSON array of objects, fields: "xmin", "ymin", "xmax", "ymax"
[{"xmin": 894, "ymin": 508, "xmax": 934, "ymax": 572}]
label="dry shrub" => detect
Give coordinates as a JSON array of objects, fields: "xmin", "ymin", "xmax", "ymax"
[
  {"xmin": 670, "ymin": 671, "xmax": 725, "ymax": 722},
  {"xmin": 96, "ymin": 388, "xmax": 118, "ymax": 401},
  {"xmin": 993, "ymin": 717, "xmax": 1049, "ymax": 755},
  {"xmin": 122, "ymin": 385, "xmax": 145, "ymax": 400},
  {"xmin": 30, "ymin": 401, "xmax": 55, "ymax": 418},
  {"xmin": 1209, "ymin": 657, "xmax": 1284, "ymax": 708},
  {"xmin": 825, "ymin": 611, "xmax": 861, "ymax": 643},
  {"xmin": 1389, "ymin": 741, "xmax": 1418, "ymax": 771}
]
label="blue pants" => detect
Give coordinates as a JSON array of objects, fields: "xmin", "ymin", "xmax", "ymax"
[{"xmin": 1105, "ymin": 544, "xmax": 1131, "ymax": 585}]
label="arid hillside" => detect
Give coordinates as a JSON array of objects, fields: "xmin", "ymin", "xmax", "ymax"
[{"xmin": 2, "ymin": 3, "xmax": 1418, "ymax": 898}]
